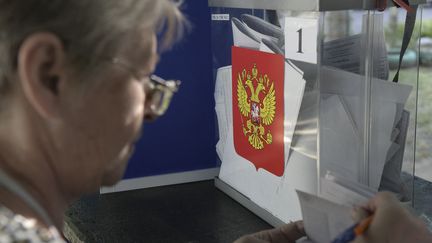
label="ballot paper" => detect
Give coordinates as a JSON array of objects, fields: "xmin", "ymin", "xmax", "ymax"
[
  {"xmin": 298, "ymin": 170, "xmax": 378, "ymax": 243},
  {"xmin": 241, "ymin": 14, "xmax": 284, "ymax": 48},
  {"xmin": 259, "ymin": 44, "xmax": 306, "ymax": 162},
  {"xmin": 320, "ymin": 94, "xmax": 362, "ymax": 181},
  {"xmin": 323, "ymin": 13, "xmax": 389, "ymax": 80},
  {"xmin": 297, "ymin": 190, "xmax": 353, "ymax": 243},
  {"xmin": 319, "ymin": 66, "xmax": 412, "ymax": 189},
  {"xmin": 232, "ymin": 17, "xmax": 260, "ymax": 49},
  {"xmin": 260, "ymin": 39, "xmax": 284, "ymax": 55},
  {"xmin": 320, "ymin": 172, "xmax": 376, "ymax": 207},
  {"xmin": 290, "ymin": 60, "xmax": 318, "ymax": 92},
  {"xmin": 215, "ymin": 66, "xmax": 233, "ymax": 159},
  {"xmin": 322, "ymin": 34, "xmax": 362, "ymax": 74},
  {"xmin": 232, "ymin": 16, "xmax": 284, "ymax": 50},
  {"xmin": 380, "ymin": 110, "xmax": 410, "ymax": 196},
  {"xmin": 215, "ymin": 103, "xmax": 227, "ymax": 158}
]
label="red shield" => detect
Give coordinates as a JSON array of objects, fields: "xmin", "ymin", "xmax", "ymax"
[{"xmin": 232, "ymin": 46, "xmax": 285, "ymax": 177}]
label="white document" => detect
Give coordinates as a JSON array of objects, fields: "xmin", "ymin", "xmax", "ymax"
[
  {"xmin": 320, "ymin": 94, "xmax": 361, "ymax": 181},
  {"xmin": 380, "ymin": 110, "xmax": 410, "ymax": 194},
  {"xmin": 215, "ymin": 68, "xmax": 227, "ymax": 159},
  {"xmin": 259, "ymin": 44, "xmax": 306, "ymax": 163},
  {"xmin": 215, "ymin": 103, "xmax": 227, "ymax": 158},
  {"xmin": 232, "ymin": 18, "xmax": 260, "ymax": 49},
  {"xmin": 241, "ymin": 14, "xmax": 284, "ymax": 47},
  {"xmin": 283, "ymin": 61, "xmax": 306, "ymax": 161},
  {"xmin": 369, "ymin": 83, "xmax": 410, "ymax": 188},
  {"xmin": 322, "ymin": 13, "xmax": 388, "ymax": 79},
  {"xmin": 320, "ymin": 66, "xmax": 411, "ymax": 189},
  {"xmin": 290, "ymin": 106, "xmax": 317, "ymax": 160},
  {"xmin": 297, "ymin": 190, "xmax": 353, "ymax": 243},
  {"xmin": 217, "ymin": 66, "xmax": 233, "ymax": 126},
  {"xmin": 244, "ymin": 21, "xmax": 280, "ymax": 45},
  {"xmin": 232, "ymin": 16, "xmax": 281, "ymax": 50},
  {"xmin": 215, "ymin": 66, "xmax": 232, "ymax": 159},
  {"xmin": 320, "ymin": 172, "xmax": 376, "ymax": 207},
  {"xmin": 289, "ymin": 60, "xmax": 318, "ymax": 92},
  {"xmin": 259, "ymin": 41, "xmax": 275, "ymax": 54},
  {"xmin": 323, "ymin": 34, "xmax": 362, "ymax": 74}
]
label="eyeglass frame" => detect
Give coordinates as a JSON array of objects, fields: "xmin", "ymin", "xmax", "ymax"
[{"xmin": 108, "ymin": 58, "xmax": 181, "ymax": 121}]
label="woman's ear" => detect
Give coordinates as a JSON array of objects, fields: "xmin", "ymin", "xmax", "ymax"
[{"xmin": 17, "ymin": 32, "xmax": 67, "ymax": 121}]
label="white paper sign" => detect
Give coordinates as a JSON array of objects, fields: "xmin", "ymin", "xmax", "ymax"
[
  {"xmin": 211, "ymin": 14, "xmax": 230, "ymax": 21},
  {"xmin": 284, "ymin": 17, "xmax": 318, "ymax": 64}
]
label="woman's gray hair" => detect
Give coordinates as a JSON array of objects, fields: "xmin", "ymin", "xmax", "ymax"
[{"xmin": 0, "ymin": 0, "xmax": 185, "ymax": 94}]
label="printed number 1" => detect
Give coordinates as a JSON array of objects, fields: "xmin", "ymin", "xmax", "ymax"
[{"xmin": 297, "ymin": 28, "xmax": 303, "ymax": 53}]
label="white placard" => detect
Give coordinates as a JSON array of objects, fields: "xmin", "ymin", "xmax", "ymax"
[
  {"xmin": 211, "ymin": 14, "xmax": 230, "ymax": 21},
  {"xmin": 284, "ymin": 17, "xmax": 319, "ymax": 64}
]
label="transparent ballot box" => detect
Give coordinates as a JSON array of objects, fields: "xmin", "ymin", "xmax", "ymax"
[{"xmin": 210, "ymin": 0, "xmax": 429, "ymax": 236}]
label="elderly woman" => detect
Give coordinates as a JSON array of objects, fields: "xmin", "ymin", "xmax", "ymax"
[{"xmin": 0, "ymin": 0, "xmax": 183, "ymax": 241}]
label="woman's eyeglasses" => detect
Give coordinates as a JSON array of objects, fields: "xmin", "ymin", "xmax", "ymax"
[{"xmin": 109, "ymin": 58, "xmax": 181, "ymax": 121}]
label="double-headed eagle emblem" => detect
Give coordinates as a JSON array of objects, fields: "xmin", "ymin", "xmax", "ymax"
[{"xmin": 237, "ymin": 64, "xmax": 276, "ymax": 150}]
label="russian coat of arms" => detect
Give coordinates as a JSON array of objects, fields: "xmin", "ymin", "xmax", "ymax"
[{"xmin": 236, "ymin": 64, "xmax": 276, "ymax": 150}]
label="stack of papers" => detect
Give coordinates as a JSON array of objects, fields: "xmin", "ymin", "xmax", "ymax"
[
  {"xmin": 318, "ymin": 13, "xmax": 411, "ymax": 191},
  {"xmin": 319, "ymin": 66, "xmax": 412, "ymax": 190}
]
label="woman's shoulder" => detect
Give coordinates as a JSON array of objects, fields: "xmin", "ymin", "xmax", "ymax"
[{"xmin": 0, "ymin": 205, "xmax": 65, "ymax": 243}]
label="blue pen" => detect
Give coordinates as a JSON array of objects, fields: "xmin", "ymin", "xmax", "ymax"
[{"xmin": 332, "ymin": 215, "xmax": 374, "ymax": 243}]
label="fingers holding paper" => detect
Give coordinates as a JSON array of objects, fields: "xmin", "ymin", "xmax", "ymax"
[{"xmin": 351, "ymin": 192, "xmax": 432, "ymax": 243}]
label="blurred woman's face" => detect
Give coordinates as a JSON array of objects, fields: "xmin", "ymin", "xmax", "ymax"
[{"xmin": 57, "ymin": 34, "xmax": 158, "ymax": 193}]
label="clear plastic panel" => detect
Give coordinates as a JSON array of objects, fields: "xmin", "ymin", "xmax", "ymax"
[
  {"xmin": 319, "ymin": 10, "xmax": 371, "ymax": 191},
  {"xmin": 413, "ymin": 3, "xmax": 432, "ymax": 228},
  {"xmin": 371, "ymin": 7, "xmax": 422, "ymax": 203}
]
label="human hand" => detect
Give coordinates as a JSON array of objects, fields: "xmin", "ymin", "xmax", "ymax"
[
  {"xmin": 351, "ymin": 192, "xmax": 432, "ymax": 243},
  {"xmin": 234, "ymin": 221, "xmax": 306, "ymax": 243}
]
